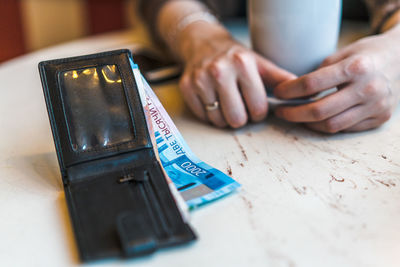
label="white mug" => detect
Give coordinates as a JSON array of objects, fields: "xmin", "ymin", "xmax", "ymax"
[{"xmin": 249, "ymin": 0, "xmax": 342, "ymax": 77}]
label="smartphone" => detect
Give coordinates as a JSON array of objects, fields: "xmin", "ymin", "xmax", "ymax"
[
  {"xmin": 131, "ymin": 47, "xmax": 182, "ymax": 84},
  {"xmin": 267, "ymin": 87, "xmax": 337, "ymax": 108}
]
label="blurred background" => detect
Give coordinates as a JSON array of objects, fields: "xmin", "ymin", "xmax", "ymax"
[
  {"xmin": 0, "ymin": 0, "xmax": 140, "ymax": 63},
  {"xmin": 0, "ymin": 0, "xmax": 369, "ymax": 64}
]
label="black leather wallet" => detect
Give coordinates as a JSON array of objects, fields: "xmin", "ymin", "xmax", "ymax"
[{"xmin": 38, "ymin": 49, "xmax": 196, "ymax": 261}]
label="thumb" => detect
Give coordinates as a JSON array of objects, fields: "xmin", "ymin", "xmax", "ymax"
[{"xmin": 254, "ymin": 53, "xmax": 297, "ymax": 88}]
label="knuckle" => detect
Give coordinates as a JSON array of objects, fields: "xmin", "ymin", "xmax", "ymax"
[
  {"xmin": 193, "ymin": 69, "xmax": 207, "ymax": 90},
  {"xmin": 179, "ymin": 75, "xmax": 191, "ymax": 90},
  {"xmin": 302, "ymin": 75, "xmax": 318, "ymax": 94},
  {"xmin": 363, "ymin": 80, "xmax": 381, "ymax": 97},
  {"xmin": 346, "ymin": 55, "xmax": 372, "ymax": 76},
  {"xmin": 232, "ymin": 50, "xmax": 251, "ymax": 68},
  {"xmin": 375, "ymin": 98, "xmax": 387, "ymax": 111},
  {"xmin": 209, "ymin": 59, "xmax": 226, "ymax": 81},
  {"xmin": 325, "ymin": 119, "xmax": 341, "ymax": 134},
  {"xmin": 357, "ymin": 80, "xmax": 381, "ymax": 102},
  {"xmin": 310, "ymin": 105, "xmax": 326, "ymax": 121}
]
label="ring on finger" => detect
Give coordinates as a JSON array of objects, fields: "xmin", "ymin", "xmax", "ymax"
[{"xmin": 204, "ymin": 101, "xmax": 219, "ymax": 111}]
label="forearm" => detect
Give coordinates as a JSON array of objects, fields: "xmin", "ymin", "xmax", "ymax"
[
  {"xmin": 380, "ymin": 9, "xmax": 400, "ymax": 32},
  {"xmin": 363, "ymin": 0, "xmax": 400, "ymax": 32}
]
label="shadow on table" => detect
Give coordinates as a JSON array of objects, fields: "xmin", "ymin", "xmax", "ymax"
[
  {"xmin": 57, "ymin": 193, "xmax": 81, "ymax": 265},
  {"xmin": 176, "ymin": 101, "xmax": 380, "ymax": 140},
  {"xmin": 7, "ymin": 152, "xmax": 80, "ymax": 263},
  {"xmin": 6, "ymin": 152, "xmax": 61, "ymax": 191},
  {"xmin": 230, "ymin": 114, "xmax": 380, "ymax": 141},
  {"xmin": 29, "ymin": 152, "xmax": 61, "ymax": 189}
]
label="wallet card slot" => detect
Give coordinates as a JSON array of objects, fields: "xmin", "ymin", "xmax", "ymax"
[
  {"xmin": 148, "ymin": 162, "xmax": 187, "ymax": 239},
  {"xmin": 137, "ymin": 180, "xmax": 168, "ymax": 238},
  {"xmin": 66, "ymin": 160, "xmax": 196, "ymax": 261},
  {"xmin": 122, "ymin": 171, "xmax": 163, "ymax": 239},
  {"xmin": 140, "ymin": 172, "xmax": 172, "ymax": 238},
  {"xmin": 59, "ymin": 65, "xmax": 135, "ymax": 153},
  {"xmin": 67, "ymin": 174, "xmax": 139, "ymax": 260},
  {"xmin": 120, "ymin": 166, "xmax": 172, "ymax": 240}
]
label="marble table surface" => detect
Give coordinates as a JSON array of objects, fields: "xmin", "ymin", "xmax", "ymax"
[{"xmin": 0, "ymin": 20, "xmax": 399, "ymax": 267}]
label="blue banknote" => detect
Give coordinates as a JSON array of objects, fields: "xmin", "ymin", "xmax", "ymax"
[{"xmin": 132, "ymin": 63, "xmax": 241, "ymax": 208}]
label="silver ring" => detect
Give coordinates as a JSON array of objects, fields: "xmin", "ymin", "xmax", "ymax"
[{"xmin": 204, "ymin": 101, "xmax": 219, "ymax": 111}]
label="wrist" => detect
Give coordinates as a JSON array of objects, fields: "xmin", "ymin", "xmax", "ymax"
[
  {"xmin": 380, "ymin": 9, "xmax": 400, "ymax": 33},
  {"xmin": 179, "ymin": 21, "xmax": 232, "ymax": 62},
  {"xmin": 157, "ymin": 0, "xmax": 228, "ymax": 60},
  {"xmin": 381, "ymin": 18, "xmax": 400, "ymax": 41}
]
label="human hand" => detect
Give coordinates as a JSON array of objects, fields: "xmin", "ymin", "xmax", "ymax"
[
  {"xmin": 178, "ymin": 23, "xmax": 296, "ymax": 128},
  {"xmin": 273, "ymin": 25, "xmax": 400, "ymax": 133}
]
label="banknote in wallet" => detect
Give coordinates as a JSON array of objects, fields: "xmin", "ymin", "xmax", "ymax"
[{"xmin": 131, "ymin": 62, "xmax": 241, "ymax": 209}]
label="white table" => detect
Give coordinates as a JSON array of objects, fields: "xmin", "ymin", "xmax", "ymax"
[{"xmin": 1, "ymin": 21, "xmax": 399, "ymax": 267}]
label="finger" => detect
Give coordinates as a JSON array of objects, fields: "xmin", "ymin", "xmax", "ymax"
[
  {"xmin": 191, "ymin": 69, "xmax": 227, "ymax": 127},
  {"xmin": 344, "ymin": 112, "xmax": 392, "ymax": 132},
  {"xmin": 343, "ymin": 118, "xmax": 381, "ymax": 132},
  {"xmin": 274, "ymin": 84, "xmax": 362, "ymax": 122},
  {"xmin": 254, "ymin": 53, "xmax": 297, "ymax": 88},
  {"xmin": 233, "ymin": 51, "xmax": 268, "ymax": 122},
  {"xmin": 218, "ymin": 80, "xmax": 248, "ymax": 128},
  {"xmin": 319, "ymin": 46, "xmax": 354, "ymax": 68},
  {"xmin": 274, "ymin": 56, "xmax": 360, "ymax": 99},
  {"xmin": 179, "ymin": 73, "xmax": 207, "ymax": 121},
  {"xmin": 208, "ymin": 63, "xmax": 248, "ymax": 128},
  {"xmin": 304, "ymin": 104, "xmax": 372, "ymax": 133}
]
